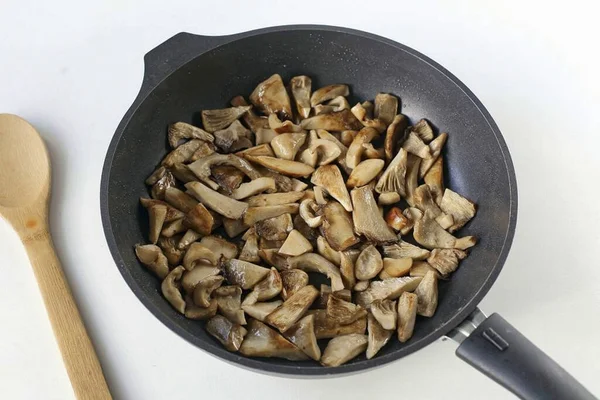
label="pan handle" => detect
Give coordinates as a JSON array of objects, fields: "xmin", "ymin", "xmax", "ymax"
[{"xmin": 448, "ymin": 309, "xmax": 595, "ymax": 399}]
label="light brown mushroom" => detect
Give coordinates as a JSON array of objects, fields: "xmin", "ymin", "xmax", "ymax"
[
  {"xmin": 222, "ymin": 217, "xmax": 250, "ymax": 238},
  {"xmin": 346, "ymin": 127, "xmax": 379, "ymax": 169},
  {"xmin": 384, "ymin": 207, "xmax": 410, "ymax": 232},
  {"xmin": 381, "ymin": 257, "xmax": 413, "ymax": 278},
  {"xmin": 236, "ymin": 143, "xmax": 275, "ymax": 158},
  {"xmin": 351, "ymin": 186, "xmax": 397, "ymax": 243},
  {"xmin": 401, "ymin": 207, "xmax": 423, "ymax": 235},
  {"xmin": 419, "ymin": 132, "xmax": 448, "ymax": 177},
  {"xmin": 255, "ymin": 213, "xmax": 293, "ymax": 241},
  {"xmin": 230, "ymin": 95, "xmax": 269, "ymax": 133},
  {"xmin": 280, "ymin": 269, "xmax": 309, "ymax": 300},
  {"xmin": 182, "ymin": 243, "xmax": 218, "ymax": 271},
  {"xmin": 374, "ymin": 93, "xmax": 398, "ymax": 127},
  {"xmin": 290, "ymin": 75, "xmax": 312, "ymax": 120},
  {"xmin": 382, "ymin": 240, "xmax": 430, "ymax": 260},
  {"xmin": 251, "ymin": 156, "xmax": 314, "ymax": 178},
  {"xmin": 177, "ymin": 229, "xmax": 203, "ymax": 250},
  {"xmin": 340, "ymin": 130, "xmax": 358, "ymax": 147},
  {"xmin": 325, "ymin": 95, "xmax": 351, "ymax": 111},
  {"xmin": 146, "ymin": 203, "xmax": 167, "ymax": 244},
  {"xmin": 168, "ymin": 122, "xmax": 214, "ymax": 148},
  {"xmin": 411, "ymin": 119, "xmax": 435, "ymax": 143},
  {"xmin": 161, "ymin": 218, "xmax": 187, "ymax": 237},
  {"xmin": 384, "ymin": 114, "xmax": 409, "ymax": 162},
  {"xmin": 185, "ymin": 297, "xmax": 218, "ymax": 320},
  {"xmin": 316, "ymin": 285, "xmax": 353, "ymax": 308},
  {"xmin": 255, "ymin": 128, "xmax": 278, "ymax": 145},
  {"xmin": 201, "ymin": 106, "xmax": 251, "ymax": 133},
  {"xmin": 170, "ymin": 162, "xmax": 199, "ymax": 183},
  {"xmin": 427, "ymin": 248, "xmax": 467, "ymax": 277},
  {"xmin": 279, "ymin": 230, "xmax": 313, "ymax": 256},
  {"xmin": 310, "ymin": 84, "xmax": 349, "ymax": 106},
  {"xmin": 409, "ymin": 261, "xmax": 442, "ymax": 279},
  {"xmin": 355, "ymin": 245, "xmax": 384, "ymax": 280},
  {"xmin": 149, "ymin": 170, "xmax": 176, "ymax": 200},
  {"xmin": 248, "ymin": 191, "xmax": 304, "ymax": 207},
  {"xmin": 250, "ymin": 74, "xmax": 293, "ymax": 120},
  {"xmin": 242, "ymin": 300, "xmax": 283, "ymax": 322},
  {"xmin": 376, "ymin": 151, "xmax": 408, "ymax": 198},
  {"xmin": 288, "ymin": 253, "xmax": 344, "ymax": 292},
  {"xmin": 157, "ymin": 236, "xmax": 185, "ymax": 266},
  {"xmin": 321, "ymin": 334, "xmax": 368, "ymax": 367},
  {"xmin": 265, "ymin": 285, "xmax": 319, "ymax": 332},
  {"xmin": 370, "ymin": 299, "xmax": 397, "ymax": 331},
  {"xmin": 188, "ymin": 153, "xmax": 261, "ymax": 190},
  {"xmin": 300, "ymin": 109, "xmax": 363, "ymax": 131},
  {"xmin": 405, "ymin": 154, "xmax": 422, "ymax": 207},
  {"xmin": 424, "ymin": 156, "xmax": 444, "ymax": 206},
  {"xmin": 242, "ymin": 268, "xmax": 283, "ymax": 306},
  {"xmin": 414, "ymin": 270, "xmax": 438, "ymax": 317},
  {"xmin": 340, "ymin": 250, "xmax": 359, "ymax": 290},
  {"xmin": 355, "ymin": 276, "xmax": 422, "ymax": 309},
  {"xmin": 414, "ymin": 210, "xmax": 477, "ymax": 250},
  {"xmin": 164, "ymin": 187, "xmax": 197, "ymax": 213},
  {"xmin": 316, "ymin": 236, "xmax": 341, "ymax": 266},
  {"xmin": 347, "ymin": 159, "xmax": 385, "ymax": 188},
  {"xmin": 414, "ymin": 184, "xmax": 454, "ymax": 230},
  {"xmin": 397, "ymin": 292, "xmax": 418, "ymax": 342},
  {"xmin": 350, "ymin": 101, "xmax": 370, "ymax": 121},
  {"xmin": 192, "ymin": 275, "xmax": 224, "ymax": 308},
  {"xmin": 306, "ymin": 138, "xmax": 343, "ymax": 166},
  {"xmin": 230, "ymin": 177, "xmax": 276, "ymax": 200},
  {"xmin": 210, "ymin": 165, "xmax": 245, "ymax": 194},
  {"xmin": 366, "ymin": 313, "xmax": 393, "ymax": 359},
  {"xmin": 311, "ymin": 165, "xmax": 353, "ymax": 212},
  {"xmin": 185, "ymin": 181, "xmax": 248, "ymax": 220},
  {"xmin": 189, "ymin": 141, "xmax": 217, "ymax": 162},
  {"xmin": 258, "ymin": 248, "xmax": 290, "ymax": 270},
  {"xmin": 140, "ymin": 198, "xmax": 184, "ymax": 222},
  {"xmin": 283, "ymin": 314, "xmax": 321, "ymax": 361},
  {"xmin": 402, "ymin": 132, "xmax": 432, "ymax": 159},
  {"xmin": 161, "ymin": 139, "xmax": 204, "ymax": 167},
  {"xmin": 270, "ymin": 133, "xmax": 306, "ymax": 160},
  {"xmin": 243, "ymin": 204, "xmax": 299, "ymax": 225},
  {"xmin": 214, "ymin": 285, "xmax": 246, "ymax": 325},
  {"xmin": 200, "ymin": 235, "xmax": 239, "ymax": 260},
  {"xmin": 361, "ymin": 143, "xmax": 385, "ymax": 160},
  {"xmin": 318, "ymin": 201, "xmax": 359, "ymax": 251},
  {"xmin": 146, "ymin": 166, "xmax": 169, "ymax": 186},
  {"xmin": 135, "ymin": 244, "xmax": 169, "ymax": 279},
  {"xmin": 213, "ymin": 120, "xmax": 253, "ymax": 153},
  {"xmin": 239, "ymin": 229, "xmax": 260, "ymax": 263},
  {"xmin": 161, "ymin": 266, "xmax": 186, "ymax": 314},
  {"xmin": 354, "ymin": 280, "xmax": 370, "ymax": 292},
  {"xmin": 326, "ymin": 295, "xmax": 367, "ymax": 325},
  {"xmin": 439, "ymin": 189, "xmax": 477, "ymax": 232},
  {"xmin": 222, "ymin": 259, "xmax": 270, "ymax": 290},
  {"xmin": 239, "ymin": 320, "xmax": 309, "ymax": 360},
  {"xmin": 183, "ymin": 203, "xmax": 215, "ymax": 235},
  {"xmin": 299, "ymin": 198, "xmax": 322, "ymax": 228},
  {"xmin": 313, "ymin": 185, "xmax": 328, "ymax": 205},
  {"xmin": 206, "ymin": 315, "xmax": 247, "ymax": 352},
  {"xmin": 268, "ymin": 114, "xmax": 304, "ymax": 134}
]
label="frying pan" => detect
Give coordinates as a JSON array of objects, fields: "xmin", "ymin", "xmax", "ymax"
[{"xmin": 100, "ymin": 25, "xmax": 594, "ymax": 399}]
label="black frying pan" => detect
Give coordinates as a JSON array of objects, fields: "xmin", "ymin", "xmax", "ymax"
[{"xmin": 100, "ymin": 25, "xmax": 594, "ymax": 399}]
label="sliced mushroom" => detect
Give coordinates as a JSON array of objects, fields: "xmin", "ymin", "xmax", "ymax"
[
  {"xmin": 411, "ymin": 119, "xmax": 435, "ymax": 143},
  {"xmin": 178, "ymin": 229, "xmax": 203, "ymax": 250},
  {"xmin": 384, "ymin": 114, "xmax": 409, "ymax": 162},
  {"xmin": 316, "ymin": 236, "xmax": 341, "ymax": 266},
  {"xmin": 170, "ymin": 162, "xmax": 198, "ymax": 183},
  {"xmin": 384, "ymin": 207, "xmax": 409, "ymax": 233},
  {"xmin": 243, "ymin": 204, "xmax": 299, "ymax": 225},
  {"xmin": 355, "ymin": 276, "xmax": 422, "ymax": 309},
  {"xmin": 419, "ymin": 132, "xmax": 448, "ymax": 177},
  {"xmin": 373, "ymin": 93, "xmax": 398, "ymax": 127},
  {"xmin": 189, "ymin": 141, "xmax": 217, "ymax": 162},
  {"xmin": 414, "ymin": 270, "xmax": 438, "ymax": 317},
  {"xmin": 211, "ymin": 166, "xmax": 244, "ymax": 194},
  {"xmin": 265, "ymin": 285, "xmax": 319, "ymax": 332},
  {"xmin": 214, "ymin": 285, "xmax": 246, "ymax": 325},
  {"xmin": 346, "ymin": 127, "xmax": 379, "ymax": 169},
  {"xmin": 300, "ymin": 109, "xmax": 363, "ymax": 131},
  {"xmin": 250, "ymin": 74, "xmax": 293, "ymax": 120},
  {"xmin": 316, "ymin": 285, "xmax": 353, "ymax": 308},
  {"xmin": 324, "ymin": 95, "xmax": 350, "ymax": 111},
  {"xmin": 188, "ymin": 153, "xmax": 261, "ymax": 190},
  {"xmin": 314, "ymin": 129, "xmax": 352, "ymax": 173},
  {"xmin": 381, "ymin": 257, "xmax": 412, "ymax": 278},
  {"xmin": 326, "ymin": 295, "xmax": 367, "ymax": 325},
  {"xmin": 268, "ymin": 114, "xmax": 304, "ymax": 134},
  {"xmin": 222, "ymin": 259, "xmax": 270, "ymax": 290},
  {"xmin": 347, "ymin": 159, "xmax": 385, "ymax": 188},
  {"xmin": 310, "ymin": 84, "xmax": 349, "ymax": 106},
  {"xmin": 192, "ymin": 275, "xmax": 224, "ymax": 308},
  {"xmin": 375, "ymin": 148, "xmax": 408, "ymax": 196},
  {"xmin": 161, "ymin": 266, "xmax": 186, "ymax": 314},
  {"xmin": 206, "ymin": 315, "xmax": 247, "ymax": 352},
  {"xmin": 150, "ymin": 170, "xmax": 175, "ymax": 200},
  {"xmin": 182, "ymin": 243, "xmax": 218, "ymax": 271},
  {"xmin": 242, "ymin": 300, "xmax": 283, "ymax": 322},
  {"xmin": 414, "ymin": 184, "xmax": 454, "ymax": 229},
  {"xmin": 258, "ymin": 249, "xmax": 290, "ymax": 270},
  {"xmin": 255, "ymin": 213, "xmax": 293, "ymax": 241},
  {"xmin": 290, "ymin": 75, "xmax": 312, "ymax": 119},
  {"xmin": 242, "ymin": 268, "xmax": 283, "ymax": 306},
  {"xmin": 161, "ymin": 218, "xmax": 187, "ymax": 237},
  {"xmin": 370, "ymin": 299, "xmax": 397, "ymax": 334},
  {"xmin": 239, "ymin": 229, "xmax": 260, "ymax": 263},
  {"xmin": 355, "ymin": 245, "xmax": 383, "ymax": 280},
  {"xmin": 427, "ymin": 248, "xmax": 467, "ymax": 277},
  {"xmin": 424, "ymin": 156, "xmax": 444, "ymax": 206},
  {"xmin": 288, "ymin": 253, "xmax": 344, "ymax": 292},
  {"xmin": 212, "ymin": 120, "xmax": 253, "ymax": 153},
  {"xmin": 400, "ymin": 207, "xmax": 422, "ymax": 235},
  {"xmin": 414, "ymin": 211, "xmax": 477, "ymax": 250},
  {"xmin": 311, "ymin": 165, "xmax": 352, "ymax": 212},
  {"xmin": 340, "ymin": 130, "xmax": 358, "ymax": 147},
  {"xmin": 270, "ymin": 133, "xmax": 306, "ymax": 160},
  {"xmin": 140, "ymin": 198, "xmax": 184, "ymax": 222},
  {"xmin": 405, "ymin": 154, "xmax": 422, "ymax": 206},
  {"xmin": 362, "ymin": 143, "xmax": 385, "ymax": 160},
  {"xmin": 146, "ymin": 166, "xmax": 168, "ymax": 186},
  {"xmin": 236, "ymin": 143, "xmax": 275, "ymax": 159},
  {"xmin": 248, "ymin": 191, "xmax": 304, "ymax": 207},
  {"xmin": 255, "ymin": 128, "xmax": 278, "ymax": 145},
  {"xmin": 366, "ymin": 313, "xmax": 393, "ymax": 360},
  {"xmin": 157, "ymin": 236, "xmax": 185, "ymax": 266},
  {"xmin": 161, "ymin": 139, "xmax": 204, "ymax": 167},
  {"xmin": 310, "ymin": 309, "xmax": 367, "ymax": 339},
  {"xmin": 340, "ymin": 250, "xmax": 359, "ymax": 290},
  {"xmin": 307, "ymin": 138, "xmax": 343, "ymax": 166},
  {"xmin": 250, "ymin": 156, "xmax": 314, "ymax": 178},
  {"xmin": 439, "ymin": 189, "xmax": 477, "ymax": 232},
  {"xmin": 402, "ymin": 132, "xmax": 432, "ymax": 159},
  {"xmin": 135, "ymin": 244, "xmax": 169, "ymax": 279},
  {"xmin": 185, "ymin": 181, "xmax": 248, "ymax": 220},
  {"xmin": 230, "ymin": 177, "xmax": 276, "ymax": 200},
  {"xmin": 146, "ymin": 203, "xmax": 167, "ymax": 244},
  {"xmin": 201, "ymin": 106, "xmax": 251, "ymax": 133},
  {"xmin": 164, "ymin": 187, "xmax": 197, "ymax": 213},
  {"xmin": 222, "ymin": 217, "xmax": 250, "ymax": 238},
  {"xmin": 240, "ymin": 320, "xmax": 308, "ymax": 360},
  {"xmin": 351, "ymin": 186, "xmax": 397, "ymax": 243},
  {"xmin": 230, "ymin": 95, "xmax": 269, "ymax": 133},
  {"xmin": 321, "ymin": 334, "xmax": 368, "ymax": 367},
  {"xmin": 382, "ymin": 240, "xmax": 430, "ymax": 260},
  {"xmin": 181, "ymin": 264, "xmax": 220, "ymax": 294},
  {"xmin": 318, "ymin": 201, "xmax": 359, "ymax": 251},
  {"xmin": 183, "ymin": 203, "xmax": 215, "ymax": 235},
  {"xmin": 353, "ymin": 280, "xmax": 370, "ymax": 292},
  {"xmin": 397, "ymin": 292, "xmax": 417, "ymax": 342},
  {"xmin": 279, "ymin": 230, "xmax": 313, "ymax": 256},
  {"xmin": 280, "ymin": 269, "xmax": 309, "ymax": 300},
  {"xmin": 185, "ymin": 297, "xmax": 218, "ymax": 320},
  {"xmin": 299, "ymin": 198, "xmax": 323, "ymax": 228},
  {"xmin": 284, "ymin": 314, "xmax": 321, "ymax": 361},
  {"xmin": 313, "ymin": 185, "xmax": 328, "ymax": 205},
  {"xmin": 409, "ymin": 261, "xmax": 442, "ymax": 279}
]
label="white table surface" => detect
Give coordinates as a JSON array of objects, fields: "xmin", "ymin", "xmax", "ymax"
[{"xmin": 1, "ymin": 1, "xmax": 599, "ymax": 399}]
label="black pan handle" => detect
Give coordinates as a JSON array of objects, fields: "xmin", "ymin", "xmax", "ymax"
[{"xmin": 449, "ymin": 309, "xmax": 595, "ymax": 400}]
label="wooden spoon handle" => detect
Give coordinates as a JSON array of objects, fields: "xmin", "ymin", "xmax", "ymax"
[{"xmin": 23, "ymin": 227, "xmax": 111, "ymax": 400}]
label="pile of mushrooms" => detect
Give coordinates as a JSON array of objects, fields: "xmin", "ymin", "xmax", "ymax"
[{"xmin": 136, "ymin": 74, "xmax": 478, "ymax": 366}]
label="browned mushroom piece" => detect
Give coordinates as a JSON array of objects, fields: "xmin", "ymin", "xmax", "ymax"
[
  {"xmin": 146, "ymin": 166, "xmax": 170, "ymax": 188},
  {"xmin": 230, "ymin": 177, "xmax": 276, "ymax": 200},
  {"xmin": 374, "ymin": 93, "xmax": 398, "ymax": 126},
  {"xmin": 270, "ymin": 133, "xmax": 306, "ymax": 160},
  {"xmin": 311, "ymin": 165, "xmax": 353, "ymax": 212},
  {"xmin": 347, "ymin": 159, "xmax": 385, "ymax": 188},
  {"xmin": 321, "ymin": 334, "xmax": 368, "ymax": 367},
  {"xmin": 265, "ymin": 285, "xmax": 319, "ymax": 332},
  {"xmin": 255, "ymin": 213, "xmax": 293, "ymax": 241},
  {"xmin": 239, "ymin": 320, "xmax": 309, "ymax": 360},
  {"xmin": 250, "ymin": 74, "xmax": 293, "ymax": 120},
  {"xmin": 376, "ymin": 148, "xmax": 408, "ymax": 197},
  {"xmin": 189, "ymin": 141, "xmax": 217, "ymax": 162},
  {"xmin": 145, "ymin": 203, "xmax": 167, "ymax": 244},
  {"xmin": 384, "ymin": 114, "xmax": 409, "ymax": 162},
  {"xmin": 247, "ymin": 191, "xmax": 304, "ymax": 207},
  {"xmin": 242, "ymin": 300, "xmax": 283, "ymax": 322},
  {"xmin": 243, "ymin": 204, "xmax": 299, "ymax": 225},
  {"xmin": 411, "ymin": 119, "xmax": 435, "ymax": 143},
  {"xmin": 199, "ymin": 235, "xmax": 238, "ymax": 260},
  {"xmin": 419, "ymin": 132, "xmax": 448, "ymax": 178},
  {"xmin": 214, "ymin": 285, "xmax": 247, "ymax": 325},
  {"xmin": 283, "ymin": 314, "xmax": 321, "ymax": 361},
  {"xmin": 150, "ymin": 170, "xmax": 175, "ymax": 200},
  {"xmin": 340, "ymin": 249, "xmax": 359, "ymax": 290},
  {"xmin": 181, "ymin": 265, "xmax": 220, "ymax": 294},
  {"xmin": 242, "ymin": 268, "xmax": 283, "ymax": 305},
  {"xmin": 169, "ymin": 162, "xmax": 198, "ymax": 184},
  {"xmin": 427, "ymin": 248, "xmax": 468, "ymax": 277},
  {"xmin": 414, "ymin": 184, "xmax": 454, "ymax": 230},
  {"xmin": 221, "ymin": 259, "xmax": 271, "ymax": 290},
  {"xmin": 340, "ymin": 130, "xmax": 358, "ymax": 147},
  {"xmin": 254, "ymin": 128, "xmax": 278, "ymax": 145},
  {"xmin": 382, "ymin": 240, "xmax": 430, "ymax": 260},
  {"xmin": 251, "ymin": 156, "xmax": 315, "ymax": 178},
  {"xmin": 239, "ymin": 229, "xmax": 260, "ymax": 263},
  {"xmin": 316, "ymin": 236, "xmax": 341, "ymax": 266},
  {"xmin": 404, "ymin": 154, "xmax": 422, "ymax": 207},
  {"xmin": 201, "ymin": 106, "xmax": 251, "ymax": 133},
  {"xmin": 351, "ymin": 186, "xmax": 397, "ymax": 243},
  {"xmin": 268, "ymin": 114, "xmax": 304, "ymax": 134},
  {"xmin": 192, "ymin": 275, "xmax": 224, "ymax": 308},
  {"xmin": 311, "ymin": 309, "xmax": 367, "ymax": 339},
  {"xmin": 135, "ymin": 244, "xmax": 170, "ymax": 279},
  {"xmin": 414, "ymin": 211, "xmax": 477, "ymax": 250},
  {"xmin": 354, "ymin": 244, "xmax": 383, "ymax": 281},
  {"xmin": 318, "ymin": 201, "xmax": 359, "ymax": 251},
  {"xmin": 177, "ymin": 229, "xmax": 202, "ymax": 250},
  {"xmin": 161, "ymin": 139, "xmax": 204, "ymax": 167},
  {"xmin": 370, "ymin": 298, "xmax": 398, "ymax": 331},
  {"xmin": 157, "ymin": 236, "xmax": 185, "ymax": 266},
  {"xmin": 208, "ymin": 166, "xmax": 243, "ymax": 194},
  {"xmin": 366, "ymin": 313, "xmax": 393, "ymax": 359},
  {"xmin": 424, "ymin": 155, "xmax": 444, "ymax": 206},
  {"xmin": 305, "ymin": 137, "xmax": 343, "ymax": 167},
  {"xmin": 290, "ymin": 75, "xmax": 312, "ymax": 120},
  {"xmin": 183, "ymin": 203, "xmax": 215, "ymax": 235},
  {"xmin": 280, "ymin": 269, "xmax": 309, "ymax": 300},
  {"xmin": 140, "ymin": 198, "xmax": 184, "ymax": 222},
  {"xmin": 362, "ymin": 143, "xmax": 385, "ymax": 160},
  {"xmin": 313, "ymin": 185, "xmax": 328, "ymax": 205},
  {"xmin": 221, "ymin": 217, "xmax": 249, "ymax": 239},
  {"xmin": 213, "ymin": 120, "xmax": 253, "ymax": 153},
  {"xmin": 350, "ymin": 101, "xmax": 370, "ymax": 121},
  {"xmin": 279, "ymin": 230, "xmax": 313, "ymax": 256},
  {"xmin": 206, "ymin": 315, "xmax": 247, "ymax": 352},
  {"xmin": 385, "ymin": 207, "xmax": 410, "ymax": 232},
  {"xmin": 163, "ymin": 187, "xmax": 197, "ymax": 213},
  {"xmin": 346, "ymin": 127, "xmax": 379, "ymax": 169},
  {"xmin": 184, "ymin": 182, "xmax": 247, "ymax": 220},
  {"xmin": 414, "ymin": 270, "xmax": 438, "ymax": 317},
  {"xmin": 400, "ymin": 207, "xmax": 423, "ymax": 235},
  {"xmin": 236, "ymin": 143, "xmax": 275, "ymax": 159},
  {"xmin": 161, "ymin": 218, "xmax": 187, "ymax": 238},
  {"xmin": 300, "ymin": 109, "xmax": 363, "ymax": 131},
  {"xmin": 230, "ymin": 95, "xmax": 269, "ymax": 133},
  {"xmin": 402, "ymin": 132, "xmax": 432, "ymax": 159},
  {"xmin": 298, "ymin": 198, "xmax": 322, "ymax": 228},
  {"xmin": 397, "ymin": 292, "xmax": 418, "ymax": 342},
  {"xmin": 182, "ymin": 243, "xmax": 218, "ymax": 271},
  {"xmin": 258, "ymin": 248, "xmax": 290, "ymax": 270},
  {"xmin": 409, "ymin": 261, "xmax": 442, "ymax": 279},
  {"xmin": 326, "ymin": 295, "xmax": 367, "ymax": 325},
  {"xmin": 288, "ymin": 253, "xmax": 344, "ymax": 292},
  {"xmin": 310, "ymin": 84, "xmax": 349, "ymax": 106},
  {"xmin": 161, "ymin": 266, "xmax": 186, "ymax": 314},
  {"xmin": 381, "ymin": 257, "xmax": 413, "ymax": 278},
  {"xmin": 355, "ymin": 276, "xmax": 423, "ymax": 309},
  {"xmin": 185, "ymin": 297, "xmax": 218, "ymax": 320},
  {"xmin": 168, "ymin": 122, "xmax": 215, "ymax": 149},
  {"xmin": 188, "ymin": 153, "xmax": 261, "ymax": 190},
  {"xmin": 439, "ymin": 189, "xmax": 477, "ymax": 232}
]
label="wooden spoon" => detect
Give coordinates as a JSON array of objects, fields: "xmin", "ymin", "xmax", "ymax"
[{"xmin": 0, "ymin": 114, "xmax": 111, "ymax": 399}]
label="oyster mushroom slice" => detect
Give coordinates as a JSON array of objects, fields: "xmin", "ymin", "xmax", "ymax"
[
  {"xmin": 239, "ymin": 229, "xmax": 260, "ymax": 263},
  {"xmin": 170, "ymin": 162, "xmax": 198, "ymax": 183},
  {"xmin": 299, "ymin": 198, "xmax": 322, "ymax": 228},
  {"xmin": 354, "ymin": 280, "xmax": 370, "ymax": 292},
  {"xmin": 410, "ymin": 261, "xmax": 442, "ymax": 279},
  {"xmin": 340, "ymin": 250, "xmax": 359, "ymax": 290},
  {"xmin": 355, "ymin": 276, "xmax": 423, "ymax": 309},
  {"xmin": 146, "ymin": 166, "xmax": 168, "ymax": 186},
  {"xmin": 255, "ymin": 128, "xmax": 278, "ymax": 145},
  {"xmin": 385, "ymin": 207, "xmax": 410, "ymax": 232},
  {"xmin": 161, "ymin": 139, "xmax": 204, "ymax": 167},
  {"xmin": 280, "ymin": 269, "xmax": 309, "ymax": 300},
  {"xmin": 201, "ymin": 106, "xmax": 251, "ymax": 133},
  {"xmin": 251, "ymin": 156, "xmax": 314, "ymax": 178},
  {"xmin": 258, "ymin": 249, "xmax": 290, "ymax": 270},
  {"xmin": 250, "ymin": 74, "xmax": 293, "ymax": 120},
  {"xmin": 161, "ymin": 266, "xmax": 186, "ymax": 314},
  {"xmin": 140, "ymin": 198, "xmax": 184, "ymax": 222},
  {"xmin": 268, "ymin": 114, "xmax": 303, "ymax": 134},
  {"xmin": 181, "ymin": 265, "xmax": 220, "ymax": 294},
  {"xmin": 236, "ymin": 143, "xmax": 275, "ymax": 159},
  {"xmin": 300, "ymin": 109, "xmax": 363, "ymax": 131},
  {"xmin": 284, "ymin": 314, "xmax": 321, "ymax": 361},
  {"xmin": 240, "ymin": 320, "xmax": 309, "ymax": 360},
  {"xmin": 309, "ymin": 309, "xmax": 366, "ymax": 339},
  {"xmin": 319, "ymin": 201, "xmax": 359, "ymax": 251},
  {"xmin": 424, "ymin": 156, "xmax": 444, "ymax": 206},
  {"xmin": 290, "ymin": 75, "xmax": 312, "ymax": 119},
  {"xmin": 192, "ymin": 275, "xmax": 224, "ymax": 308},
  {"xmin": 230, "ymin": 177, "xmax": 276, "ymax": 200},
  {"xmin": 183, "ymin": 243, "xmax": 219, "ymax": 271},
  {"xmin": 414, "ymin": 184, "xmax": 454, "ymax": 229},
  {"xmin": 164, "ymin": 187, "xmax": 198, "ymax": 213},
  {"xmin": 366, "ymin": 313, "xmax": 393, "ymax": 359},
  {"xmin": 311, "ymin": 164, "xmax": 353, "ymax": 212},
  {"xmin": 374, "ymin": 93, "xmax": 399, "ymax": 127},
  {"xmin": 310, "ymin": 84, "xmax": 349, "ymax": 106},
  {"xmin": 213, "ymin": 120, "xmax": 253, "ymax": 153},
  {"xmin": 200, "ymin": 235, "xmax": 239, "ymax": 260},
  {"xmin": 346, "ymin": 127, "xmax": 379, "ymax": 169},
  {"xmin": 362, "ymin": 143, "xmax": 384, "ymax": 160},
  {"xmin": 351, "ymin": 186, "xmax": 397, "ymax": 243},
  {"xmin": 183, "ymin": 203, "xmax": 215, "ymax": 235},
  {"xmin": 326, "ymin": 295, "xmax": 367, "ymax": 325},
  {"xmin": 375, "ymin": 148, "xmax": 408, "ymax": 196},
  {"xmin": 382, "ymin": 240, "xmax": 430, "ymax": 260},
  {"xmin": 347, "ymin": 159, "xmax": 385, "ymax": 188},
  {"xmin": 146, "ymin": 203, "xmax": 167, "ymax": 244},
  {"xmin": 440, "ymin": 189, "xmax": 477, "ymax": 232},
  {"xmin": 402, "ymin": 132, "xmax": 432, "ymax": 159},
  {"xmin": 321, "ymin": 334, "xmax": 368, "ymax": 367},
  {"xmin": 355, "ymin": 245, "xmax": 383, "ymax": 280},
  {"xmin": 248, "ymin": 191, "xmax": 304, "ymax": 207},
  {"xmin": 316, "ymin": 236, "xmax": 341, "ymax": 266},
  {"xmin": 419, "ymin": 132, "xmax": 448, "ymax": 177},
  {"xmin": 214, "ymin": 285, "xmax": 246, "ymax": 325},
  {"xmin": 308, "ymin": 138, "xmax": 343, "ymax": 166},
  {"xmin": 157, "ymin": 236, "xmax": 185, "ymax": 266},
  {"xmin": 411, "ymin": 119, "xmax": 435, "ymax": 143},
  {"xmin": 279, "ymin": 230, "xmax": 313, "ymax": 256},
  {"xmin": 265, "ymin": 285, "xmax": 319, "ymax": 332},
  {"xmin": 243, "ymin": 204, "xmax": 299, "ymax": 225},
  {"xmin": 188, "ymin": 153, "xmax": 261, "ymax": 190},
  {"xmin": 150, "ymin": 170, "xmax": 175, "ymax": 200},
  {"xmin": 230, "ymin": 95, "xmax": 269, "ymax": 133},
  {"xmin": 427, "ymin": 248, "xmax": 468, "ymax": 277},
  {"xmin": 288, "ymin": 253, "xmax": 344, "ymax": 292},
  {"xmin": 222, "ymin": 259, "xmax": 270, "ymax": 290},
  {"xmin": 255, "ymin": 213, "xmax": 293, "ymax": 241},
  {"xmin": 185, "ymin": 181, "xmax": 248, "ymax": 220},
  {"xmin": 242, "ymin": 300, "xmax": 283, "ymax": 322},
  {"xmin": 370, "ymin": 299, "xmax": 397, "ymax": 330},
  {"xmin": 135, "ymin": 244, "xmax": 169, "ymax": 279},
  {"xmin": 415, "ymin": 270, "xmax": 438, "ymax": 317},
  {"xmin": 206, "ymin": 315, "xmax": 247, "ymax": 352},
  {"xmin": 315, "ymin": 129, "xmax": 352, "ymax": 174},
  {"xmin": 384, "ymin": 114, "xmax": 409, "ymax": 162},
  {"xmin": 242, "ymin": 268, "xmax": 283, "ymax": 306},
  {"xmin": 414, "ymin": 211, "xmax": 477, "ymax": 250},
  {"xmin": 185, "ymin": 298, "xmax": 218, "ymax": 320},
  {"xmin": 382, "ymin": 257, "xmax": 413, "ymax": 278},
  {"xmin": 397, "ymin": 292, "xmax": 418, "ymax": 342},
  {"xmin": 161, "ymin": 218, "xmax": 187, "ymax": 238},
  {"xmin": 401, "ymin": 207, "xmax": 423, "ymax": 235},
  {"xmin": 405, "ymin": 154, "xmax": 422, "ymax": 206},
  {"xmin": 223, "ymin": 217, "xmax": 250, "ymax": 239},
  {"xmin": 270, "ymin": 133, "xmax": 306, "ymax": 160}
]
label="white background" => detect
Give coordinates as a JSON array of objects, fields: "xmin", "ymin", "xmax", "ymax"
[{"xmin": 1, "ymin": 1, "xmax": 599, "ymax": 399}]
